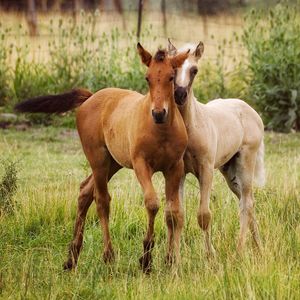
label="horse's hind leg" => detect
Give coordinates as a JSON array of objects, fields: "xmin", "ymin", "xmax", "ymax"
[
  {"xmin": 64, "ymin": 159, "xmax": 121, "ymax": 270},
  {"xmin": 219, "ymin": 152, "xmax": 242, "ymax": 200},
  {"xmin": 220, "ymin": 148, "xmax": 261, "ymax": 253},
  {"xmin": 64, "ymin": 174, "xmax": 94, "ymax": 270},
  {"xmin": 93, "ymin": 157, "xmax": 122, "ymax": 263}
]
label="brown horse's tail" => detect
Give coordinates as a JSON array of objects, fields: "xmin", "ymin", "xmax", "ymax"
[{"xmin": 14, "ymin": 88, "xmax": 93, "ymax": 114}]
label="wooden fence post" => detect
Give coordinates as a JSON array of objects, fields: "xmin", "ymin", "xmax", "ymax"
[
  {"xmin": 137, "ymin": 0, "xmax": 143, "ymax": 40},
  {"xmin": 161, "ymin": 0, "xmax": 167, "ymax": 36},
  {"xmin": 27, "ymin": 0, "xmax": 38, "ymax": 36}
]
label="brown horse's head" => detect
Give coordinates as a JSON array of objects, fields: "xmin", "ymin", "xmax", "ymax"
[{"xmin": 137, "ymin": 43, "xmax": 189, "ymax": 124}]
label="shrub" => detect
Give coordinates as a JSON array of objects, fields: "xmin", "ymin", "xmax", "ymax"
[{"xmin": 243, "ymin": 3, "xmax": 300, "ymax": 132}]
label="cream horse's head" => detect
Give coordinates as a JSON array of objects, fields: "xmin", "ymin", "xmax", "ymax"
[{"xmin": 168, "ymin": 39, "xmax": 204, "ymax": 105}]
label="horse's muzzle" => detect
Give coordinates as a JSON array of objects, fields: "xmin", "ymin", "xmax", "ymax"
[
  {"xmin": 174, "ymin": 87, "xmax": 187, "ymax": 105},
  {"xmin": 152, "ymin": 109, "xmax": 167, "ymax": 124}
]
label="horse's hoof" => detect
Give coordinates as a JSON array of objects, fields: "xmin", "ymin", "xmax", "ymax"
[
  {"xmin": 206, "ymin": 246, "xmax": 216, "ymax": 259},
  {"xmin": 254, "ymin": 245, "xmax": 262, "ymax": 256},
  {"xmin": 103, "ymin": 249, "xmax": 115, "ymax": 263},
  {"xmin": 164, "ymin": 254, "xmax": 174, "ymax": 266},
  {"xmin": 252, "ymin": 239, "xmax": 262, "ymax": 255},
  {"xmin": 139, "ymin": 254, "xmax": 152, "ymax": 274},
  {"xmin": 63, "ymin": 259, "xmax": 75, "ymax": 270}
]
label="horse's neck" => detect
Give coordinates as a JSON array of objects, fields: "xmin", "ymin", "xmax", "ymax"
[{"xmin": 179, "ymin": 90, "xmax": 202, "ymax": 126}]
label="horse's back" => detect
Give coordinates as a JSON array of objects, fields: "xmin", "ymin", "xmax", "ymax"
[
  {"xmin": 78, "ymin": 87, "xmax": 142, "ymax": 115},
  {"xmin": 77, "ymin": 88, "xmax": 142, "ymax": 127},
  {"xmin": 206, "ymin": 98, "xmax": 263, "ymax": 136},
  {"xmin": 204, "ymin": 98, "xmax": 264, "ymax": 167}
]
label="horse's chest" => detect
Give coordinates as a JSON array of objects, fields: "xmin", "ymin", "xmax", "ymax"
[
  {"xmin": 183, "ymin": 148, "xmax": 200, "ymax": 175},
  {"xmin": 182, "ymin": 129, "xmax": 212, "ymax": 174},
  {"xmin": 143, "ymin": 138, "xmax": 185, "ymax": 171}
]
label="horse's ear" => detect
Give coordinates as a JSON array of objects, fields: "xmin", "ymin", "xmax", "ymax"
[
  {"xmin": 194, "ymin": 41, "xmax": 204, "ymax": 59},
  {"xmin": 137, "ymin": 43, "xmax": 152, "ymax": 67},
  {"xmin": 170, "ymin": 50, "xmax": 190, "ymax": 69},
  {"xmin": 168, "ymin": 38, "xmax": 177, "ymax": 56}
]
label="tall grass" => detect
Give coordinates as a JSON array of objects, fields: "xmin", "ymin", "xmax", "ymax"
[{"xmin": 0, "ymin": 127, "xmax": 299, "ymax": 299}]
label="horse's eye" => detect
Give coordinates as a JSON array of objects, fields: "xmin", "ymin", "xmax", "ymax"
[
  {"xmin": 145, "ymin": 76, "xmax": 149, "ymax": 82},
  {"xmin": 169, "ymin": 76, "xmax": 174, "ymax": 82}
]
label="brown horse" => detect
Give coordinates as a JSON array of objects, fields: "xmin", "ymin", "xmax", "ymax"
[{"xmin": 15, "ymin": 44, "xmax": 189, "ymax": 273}]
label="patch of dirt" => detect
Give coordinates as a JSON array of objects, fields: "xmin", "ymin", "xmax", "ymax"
[{"xmin": 0, "ymin": 121, "xmax": 31, "ymax": 130}]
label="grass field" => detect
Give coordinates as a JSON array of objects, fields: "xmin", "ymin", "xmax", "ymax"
[{"xmin": 0, "ymin": 127, "xmax": 299, "ymax": 299}]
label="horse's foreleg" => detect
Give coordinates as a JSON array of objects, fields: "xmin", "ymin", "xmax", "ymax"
[
  {"xmin": 133, "ymin": 158, "xmax": 158, "ymax": 274},
  {"xmin": 197, "ymin": 164, "xmax": 215, "ymax": 257},
  {"xmin": 64, "ymin": 174, "xmax": 94, "ymax": 270},
  {"xmin": 164, "ymin": 160, "xmax": 185, "ymax": 265}
]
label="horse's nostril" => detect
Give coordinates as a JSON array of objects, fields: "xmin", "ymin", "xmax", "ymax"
[
  {"xmin": 175, "ymin": 89, "xmax": 181, "ymax": 99},
  {"xmin": 174, "ymin": 87, "xmax": 187, "ymax": 104},
  {"xmin": 152, "ymin": 109, "xmax": 167, "ymax": 124}
]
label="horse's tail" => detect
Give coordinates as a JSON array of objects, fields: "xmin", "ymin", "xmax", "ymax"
[
  {"xmin": 254, "ymin": 139, "xmax": 266, "ymax": 187},
  {"xmin": 14, "ymin": 88, "xmax": 93, "ymax": 114}
]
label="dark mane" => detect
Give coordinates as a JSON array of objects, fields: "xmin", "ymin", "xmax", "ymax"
[{"xmin": 154, "ymin": 49, "xmax": 167, "ymax": 62}]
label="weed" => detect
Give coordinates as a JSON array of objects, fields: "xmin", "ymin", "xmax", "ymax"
[{"xmin": 0, "ymin": 159, "xmax": 18, "ymax": 214}]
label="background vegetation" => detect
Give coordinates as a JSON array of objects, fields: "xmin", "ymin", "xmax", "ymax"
[
  {"xmin": 243, "ymin": 3, "xmax": 300, "ymax": 132},
  {"xmin": 0, "ymin": 2, "xmax": 300, "ymax": 131}
]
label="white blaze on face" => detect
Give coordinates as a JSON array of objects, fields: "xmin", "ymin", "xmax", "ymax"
[
  {"xmin": 174, "ymin": 43, "xmax": 200, "ymax": 88},
  {"xmin": 175, "ymin": 56, "xmax": 197, "ymax": 88},
  {"xmin": 176, "ymin": 58, "xmax": 192, "ymax": 88}
]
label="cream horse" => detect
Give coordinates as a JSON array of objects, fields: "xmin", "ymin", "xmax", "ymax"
[{"xmin": 168, "ymin": 40, "xmax": 265, "ymax": 255}]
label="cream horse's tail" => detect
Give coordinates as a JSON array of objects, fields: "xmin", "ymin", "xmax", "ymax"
[{"xmin": 254, "ymin": 140, "xmax": 266, "ymax": 187}]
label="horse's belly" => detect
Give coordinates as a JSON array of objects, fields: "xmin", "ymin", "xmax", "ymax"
[
  {"xmin": 106, "ymin": 142, "xmax": 132, "ymax": 168},
  {"xmin": 214, "ymin": 134, "xmax": 243, "ymax": 168},
  {"xmin": 104, "ymin": 132, "xmax": 133, "ymax": 169}
]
